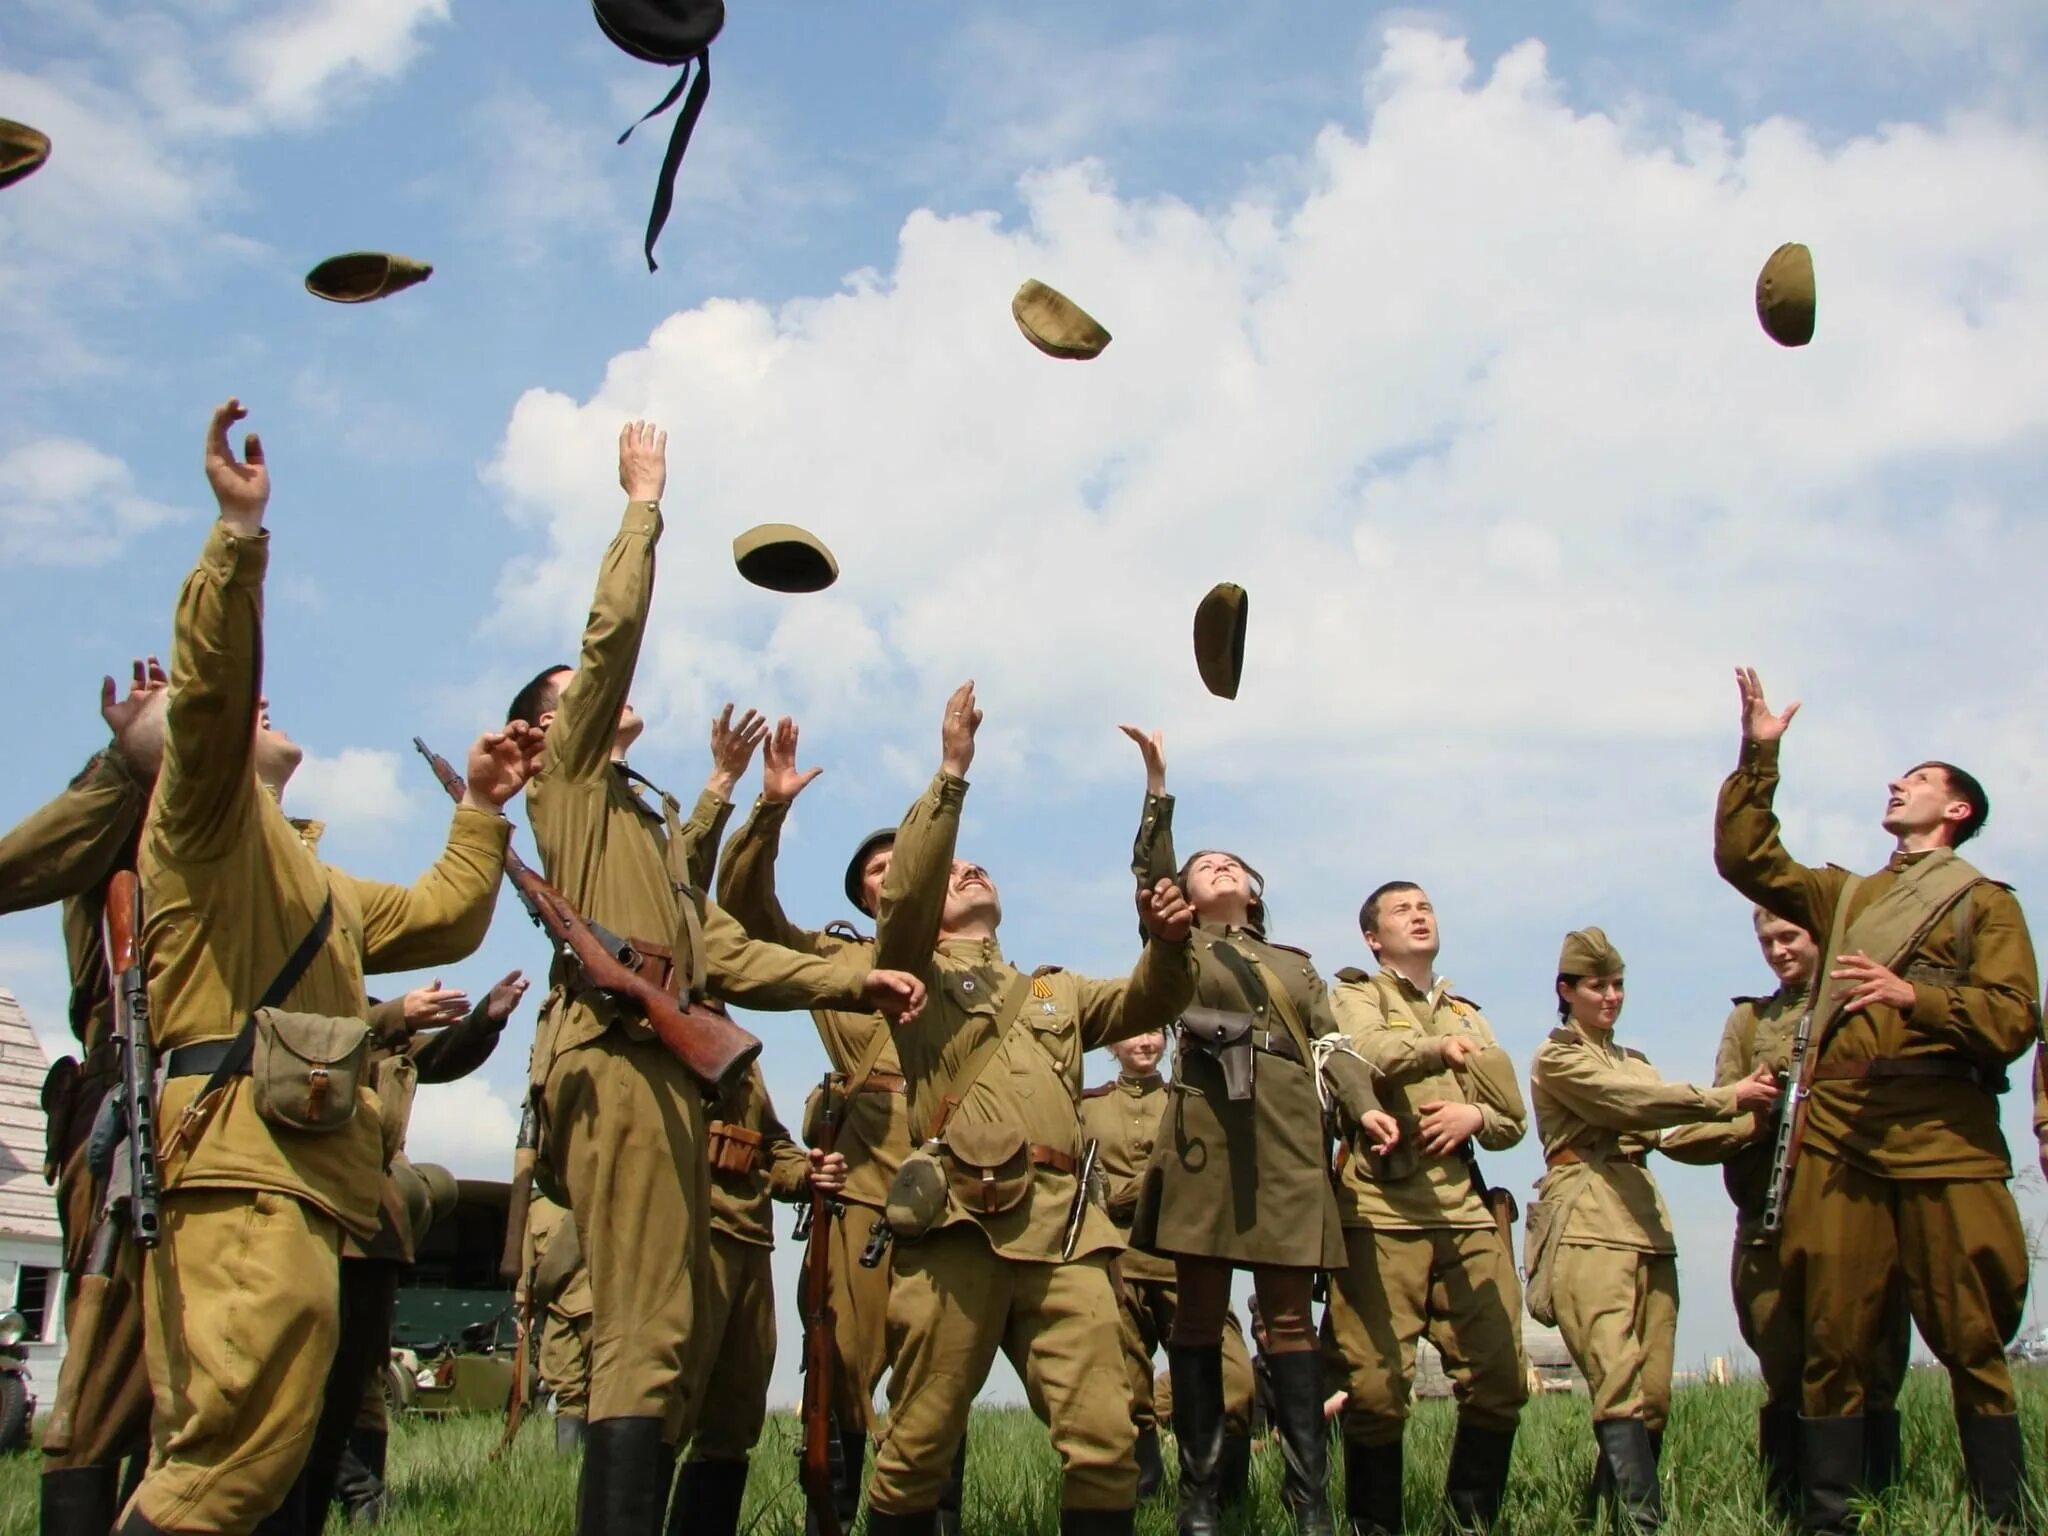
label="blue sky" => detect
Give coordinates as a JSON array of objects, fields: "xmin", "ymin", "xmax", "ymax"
[{"xmin": 5, "ymin": 0, "xmax": 2048, "ymax": 1410}]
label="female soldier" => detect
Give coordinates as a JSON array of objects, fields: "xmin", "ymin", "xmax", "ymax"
[
  {"xmin": 1527, "ymin": 928, "xmax": 1778, "ymax": 1534},
  {"xmin": 1120, "ymin": 726, "xmax": 1396, "ymax": 1536}
]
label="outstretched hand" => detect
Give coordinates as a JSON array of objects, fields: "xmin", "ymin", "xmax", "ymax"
[
  {"xmin": 863, "ymin": 970, "xmax": 928, "ymax": 1024},
  {"xmin": 204, "ymin": 397, "xmax": 268, "ymax": 533},
  {"xmin": 402, "ymin": 980, "xmax": 471, "ymax": 1028},
  {"xmin": 706, "ymin": 704, "xmax": 768, "ymax": 797},
  {"xmin": 483, "ymin": 970, "xmax": 530, "ymax": 1025},
  {"xmin": 102, "ymin": 657, "xmax": 169, "ymax": 777},
  {"xmin": 1118, "ymin": 725, "xmax": 1167, "ymax": 796},
  {"xmin": 1732, "ymin": 1063, "xmax": 1782, "ymax": 1113},
  {"xmin": 940, "ymin": 681, "xmax": 981, "ymax": 780},
  {"xmin": 1735, "ymin": 667, "xmax": 1800, "ymax": 744},
  {"xmin": 1138, "ymin": 878, "xmax": 1193, "ymax": 944},
  {"xmin": 464, "ymin": 721, "xmax": 546, "ymax": 811},
  {"xmin": 619, "ymin": 420, "xmax": 667, "ymax": 504},
  {"xmin": 763, "ymin": 717, "xmax": 825, "ymax": 803}
]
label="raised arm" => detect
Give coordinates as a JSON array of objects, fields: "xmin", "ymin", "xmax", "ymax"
[
  {"xmin": 715, "ymin": 716, "xmax": 827, "ymax": 949},
  {"xmin": 873, "ymin": 682, "xmax": 980, "ymax": 977},
  {"xmin": 1076, "ymin": 881, "xmax": 1199, "ymax": 1048},
  {"xmin": 1120, "ymin": 725, "xmax": 1176, "ymax": 889},
  {"xmin": 152, "ymin": 400, "xmax": 270, "ymax": 861},
  {"xmin": 546, "ymin": 423, "xmax": 667, "ymax": 783},
  {"xmin": 1713, "ymin": 668, "xmax": 1848, "ymax": 932},
  {"xmin": 668, "ymin": 704, "xmax": 764, "ymax": 892},
  {"xmin": 0, "ymin": 751, "xmax": 143, "ymax": 913}
]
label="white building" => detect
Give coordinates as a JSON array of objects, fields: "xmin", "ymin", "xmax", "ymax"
[{"xmin": 0, "ymin": 988, "xmax": 69, "ymax": 1388}]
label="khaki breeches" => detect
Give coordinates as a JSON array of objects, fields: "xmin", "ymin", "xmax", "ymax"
[
  {"xmin": 870, "ymin": 1226, "xmax": 1135, "ymax": 1514},
  {"xmin": 43, "ymin": 1239, "xmax": 153, "ymax": 1472},
  {"xmin": 540, "ymin": 1308, "xmax": 594, "ymax": 1416},
  {"xmin": 544, "ymin": 1032, "xmax": 710, "ymax": 1437},
  {"xmin": 1116, "ymin": 1275, "xmax": 1253, "ymax": 1434},
  {"xmin": 1551, "ymin": 1244, "xmax": 1677, "ymax": 1428},
  {"xmin": 1780, "ymin": 1153, "xmax": 2025, "ymax": 1417},
  {"xmin": 1328, "ymin": 1225, "xmax": 1529, "ymax": 1444},
  {"xmin": 828, "ymin": 1201, "xmax": 893, "ymax": 1434},
  {"xmin": 124, "ymin": 1189, "xmax": 342, "ymax": 1533},
  {"xmin": 683, "ymin": 1234, "xmax": 777, "ymax": 1462},
  {"xmin": 1732, "ymin": 1235, "xmax": 1911, "ymax": 1414}
]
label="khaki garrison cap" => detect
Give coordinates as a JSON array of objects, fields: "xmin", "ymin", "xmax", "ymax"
[
  {"xmin": 1012, "ymin": 279, "xmax": 1112, "ymax": 360},
  {"xmin": 1755, "ymin": 243, "xmax": 1816, "ymax": 348},
  {"xmin": 1558, "ymin": 927, "xmax": 1625, "ymax": 977},
  {"xmin": 1192, "ymin": 583, "xmax": 1248, "ymax": 700},
  {"xmin": 732, "ymin": 523, "xmax": 839, "ymax": 593},
  {"xmin": 0, "ymin": 121, "xmax": 51, "ymax": 191},
  {"xmin": 305, "ymin": 252, "xmax": 434, "ymax": 304}
]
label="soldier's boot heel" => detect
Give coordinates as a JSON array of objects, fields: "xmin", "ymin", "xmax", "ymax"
[
  {"xmin": 1443, "ymin": 1421, "xmax": 1515, "ymax": 1531},
  {"xmin": 578, "ymin": 1416, "xmax": 675, "ymax": 1536},
  {"xmin": 935, "ymin": 1436, "xmax": 968, "ymax": 1536},
  {"xmin": 1135, "ymin": 1426, "xmax": 1166, "ymax": 1501},
  {"xmin": 1267, "ymin": 1351, "xmax": 1337, "ymax": 1536},
  {"xmin": 555, "ymin": 1414, "xmax": 588, "ymax": 1455},
  {"xmin": 1959, "ymin": 1413, "xmax": 2029, "ymax": 1533},
  {"xmin": 1591, "ymin": 1419, "xmax": 1662, "ymax": 1534},
  {"xmin": 666, "ymin": 1456, "xmax": 749, "ymax": 1536},
  {"xmin": 39, "ymin": 1465, "xmax": 119, "ymax": 1536},
  {"xmin": 1342, "ymin": 1438, "xmax": 1403, "ymax": 1536},
  {"xmin": 1795, "ymin": 1415, "xmax": 1866, "ymax": 1536},
  {"xmin": 864, "ymin": 1511, "xmax": 939, "ymax": 1535},
  {"xmin": 1061, "ymin": 1510, "xmax": 1137, "ymax": 1535},
  {"xmin": 1757, "ymin": 1406, "xmax": 1799, "ymax": 1518},
  {"xmin": 1167, "ymin": 1344, "xmax": 1226, "ymax": 1536},
  {"xmin": 334, "ymin": 1428, "xmax": 388, "ymax": 1525},
  {"xmin": 1862, "ymin": 1408, "xmax": 1901, "ymax": 1497}
]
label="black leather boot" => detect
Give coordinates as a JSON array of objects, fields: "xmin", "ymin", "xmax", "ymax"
[
  {"xmin": 1758, "ymin": 1406, "xmax": 1798, "ymax": 1517},
  {"xmin": 1168, "ymin": 1345, "xmax": 1226, "ymax": 1536},
  {"xmin": 334, "ymin": 1429, "xmax": 388, "ymax": 1524},
  {"xmin": 1959, "ymin": 1413, "xmax": 2028, "ymax": 1531},
  {"xmin": 935, "ymin": 1436, "xmax": 968, "ymax": 1536},
  {"xmin": 1218, "ymin": 1431, "xmax": 1251, "ymax": 1511},
  {"xmin": 864, "ymin": 1513, "xmax": 939, "ymax": 1535},
  {"xmin": 1591, "ymin": 1419, "xmax": 1662, "ymax": 1534},
  {"xmin": 40, "ymin": 1466, "xmax": 119, "ymax": 1536},
  {"xmin": 1267, "ymin": 1351, "xmax": 1336, "ymax": 1536},
  {"xmin": 667, "ymin": 1457, "xmax": 749, "ymax": 1536},
  {"xmin": 251, "ymin": 1475, "xmax": 308, "ymax": 1536},
  {"xmin": 1060, "ymin": 1511, "xmax": 1136, "ymax": 1535},
  {"xmin": 1796, "ymin": 1415, "xmax": 1866, "ymax": 1536},
  {"xmin": 113, "ymin": 1510, "xmax": 173, "ymax": 1536},
  {"xmin": 577, "ymin": 1417, "xmax": 677, "ymax": 1536},
  {"xmin": 1444, "ymin": 1421, "xmax": 1515, "ymax": 1530},
  {"xmin": 1342, "ymin": 1439, "xmax": 1403, "ymax": 1536},
  {"xmin": 1135, "ymin": 1427, "xmax": 1165, "ymax": 1501},
  {"xmin": 1863, "ymin": 1408, "xmax": 1901, "ymax": 1496},
  {"xmin": 556, "ymin": 1414, "xmax": 588, "ymax": 1454}
]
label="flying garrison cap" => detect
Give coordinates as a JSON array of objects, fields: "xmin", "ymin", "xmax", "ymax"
[
  {"xmin": 733, "ymin": 523, "xmax": 839, "ymax": 593},
  {"xmin": 1193, "ymin": 583, "xmax": 1248, "ymax": 700},
  {"xmin": 595, "ymin": 0, "xmax": 724, "ymax": 271},
  {"xmin": 305, "ymin": 253, "xmax": 434, "ymax": 304},
  {"xmin": 1755, "ymin": 243, "xmax": 1816, "ymax": 348},
  {"xmin": 0, "ymin": 121, "xmax": 50, "ymax": 191},
  {"xmin": 1012, "ymin": 280, "xmax": 1112, "ymax": 360}
]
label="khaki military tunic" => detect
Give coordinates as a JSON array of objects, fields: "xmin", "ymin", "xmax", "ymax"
[
  {"xmin": 0, "ymin": 751, "xmax": 155, "ymax": 1475},
  {"xmin": 1325, "ymin": 968, "xmax": 1528, "ymax": 1443},
  {"xmin": 1081, "ymin": 1074, "xmax": 1255, "ymax": 1437},
  {"xmin": 1529, "ymin": 1022, "xmax": 1744, "ymax": 1428},
  {"xmin": 716, "ymin": 795, "xmax": 910, "ymax": 1433},
  {"xmin": 525, "ymin": 500, "xmax": 876, "ymax": 1438},
  {"xmin": 865, "ymin": 772, "xmax": 1197, "ymax": 1514},
  {"xmin": 129, "ymin": 521, "xmax": 509, "ymax": 1533},
  {"xmin": 1716, "ymin": 738, "xmax": 2039, "ymax": 1417}
]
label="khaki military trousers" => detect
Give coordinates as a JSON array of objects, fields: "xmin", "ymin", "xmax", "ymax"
[
  {"xmin": 1328, "ymin": 1225, "xmax": 1529, "ymax": 1445},
  {"xmin": 543, "ymin": 1030, "xmax": 710, "ymax": 1439},
  {"xmin": 1115, "ymin": 1274, "xmax": 1254, "ymax": 1435},
  {"xmin": 1732, "ymin": 1235, "xmax": 1911, "ymax": 1414},
  {"xmin": 124, "ymin": 1189, "xmax": 342, "ymax": 1533},
  {"xmin": 682, "ymin": 1233, "xmax": 777, "ymax": 1462},
  {"xmin": 871, "ymin": 1225, "xmax": 1136, "ymax": 1514},
  {"xmin": 541, "ymin": 1307, "xmax": 594, "ymax": 1416},
  {"xmin": 827, "ymin": 1201, "xmax": 893, "ymax": 1434},
  {"xmin": 1551, "ymin": 1244, "xmax": 1677, "ymax": 1428},
  {"xmin": 1780, "ymin": 1152, "xmax": 2025, "ymax": 1417}
]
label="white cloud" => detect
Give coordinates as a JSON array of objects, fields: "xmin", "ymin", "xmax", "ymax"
[
  {"xmin": 290, "ymin": 748, "xmax": 418, "ymax": 829},
  {"xmin": 0, "ymin": 437, "xmax": 182, "ymax": 566},
  {"xmin": 400, "ymin": 1076, "xmax": 521, "ymax": 1180}
]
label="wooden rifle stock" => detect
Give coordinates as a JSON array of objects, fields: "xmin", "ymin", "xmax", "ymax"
[
  {"xmin": 410, "ymin": 738, "xmax": 762, "ymax": 1097},
  {"xmin": 798, "ymin": 1074, "xmax": 843, "ymax": 1536}
]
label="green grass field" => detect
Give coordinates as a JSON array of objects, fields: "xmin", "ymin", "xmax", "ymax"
[{"xmin": 2, "ymin": 1366, "xmax": 2043, "ymax": 1533}]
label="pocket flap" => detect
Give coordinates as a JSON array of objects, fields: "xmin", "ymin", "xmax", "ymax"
[
  {"xmin": 1180, "ymin": 1007, "xmax": 1253, "ymax": 1049},
  {"xmin": 944, "ymin": 1120, "xmax": 1026, "ymax": 1171},
  {"xmin": 258, "ymin": 1008, "xmax": 373, "ymax": 1067}
]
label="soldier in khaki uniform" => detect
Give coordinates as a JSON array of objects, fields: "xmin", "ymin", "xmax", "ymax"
[
  {"xmin": 523, "ymin": 1196, "xmax": 594, "ymax": 1447},
  {"xmin": 1527, "ymin": 928, "xmax": 1778, "ymax": 1534},
  {"xmin": 1, "ymin": 665, "xmax": 166, "ymax": 1536},
  {"xmin": 1078, "ymin": 1033, "xmax": 1257, "ymax": 1506},
  {"xmin": 1326, "ymin": 882, "xmax": 1530, "ymax": 1533},
  {"xmin": 118, "ymin": 399, "xmax": 532, "ymax": 1536},
  {"xmin": 1119, "ymin": 726, "xmax": 1391, "ymax": 1536},
  {"xmin": 509, "ymin": 422, "xmax": 927, "ymax": 1536},
  {"xmin": 1716, "ymin": 670, "xmax": 2041, "ymax": 1532},
  {"xmin": 1660, "ymin": 908, "xmax": 1912, "ymax": 1517},
  {"xmin": 863, "ymin": 684, "xmax": 1200, "ymax": 1536}
]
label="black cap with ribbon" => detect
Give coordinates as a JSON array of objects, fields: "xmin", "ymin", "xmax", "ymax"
[{"xmin": 593, "ymin": 0, "xmax": 725, "ymax": 271}]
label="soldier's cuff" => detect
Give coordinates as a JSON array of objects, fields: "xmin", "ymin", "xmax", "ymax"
[
  {"xmin": 203, "ymin": 521, "xmax": 271, "ymax": 587},
  {"xmin": 749, "ymin": 794, "xmax": 792, "ymax": 832},
  {"xmin": 1740, "ymin": 738, "xmax": 1781, "ymax": 775},
  {"xmin": 932, "ymin": 772, "xmax": 969, "ymax": 808},
  {"xmin": 1907, "ymin": 981, "xmax": 1947, "ymax": 1025},
  {"xmin": 450, "ymin": 801, "xmax": 516, "ymax": 849},
  {"xmin": 621, "ymin": 499, "xmax": 663, "ymax": 538},
  {"xmin": 1704, "ymin": 1082, "xmax": 1743, "ymax": 1118}
]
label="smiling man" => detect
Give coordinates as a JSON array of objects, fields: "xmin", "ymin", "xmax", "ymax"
[{"xmin": 1714, "ymin": 668, "xmax": 2041, "ymax": 1534}]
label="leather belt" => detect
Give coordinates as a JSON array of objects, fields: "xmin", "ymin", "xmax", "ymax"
[
  {"xmin": 622, "ymin": 936, "xmax": 676, "ymax": 993},
  {"xmin": 1810, "ymin": 1056, "xmax": 2005, "ymax": 1092},
  {"xmin": 1029, "ymin": 1145, "xmax": 1075, "ymax": 1175},
  {"xmin": 165, "ymin": 1038, "xmax": 244, "ymax": 1080},
  {"xmin": 856, "ymin": 1071, "xmax": 907, "ymax": 1096},
  {"xmin": 1546, "ymin": 1146, "xmax": 1645, "ymax": 1169},
  {"xmin": 1252, "ymin": 1028, "xmax": 1303, "ymax": 1066}
]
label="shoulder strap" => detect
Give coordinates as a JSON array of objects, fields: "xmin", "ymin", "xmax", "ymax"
[
  {"xmin": 839, "ymin": 1013, "xmax": 897, "ymax": 1105},
  {"xmin": 196, "ymin": 890, "xmax": 336, "ymax": 1104},
  {"xmin": 925, "ymin": 971, "xmax": 1033, "ymax": 1140}
]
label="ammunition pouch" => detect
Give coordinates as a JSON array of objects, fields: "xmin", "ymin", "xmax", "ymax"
[
  {"xmin": 942, "ymin": 1122, "xmax": 1032, "ymax": 1216},
  {"xmin": 40, "ymin": 1056, "xmax": 81, "ymax": 1183},
  {"xmin": 1179, "ymin": 1008, "xmax": 1257, "ymax": 1099},
  {"xmin": 706, "ymin": 1119, "xmax": 765, "ymax": 1175},
  {"xmin": 251, "ymin": 1009, "xmax": 371, "ymax": 1134}
]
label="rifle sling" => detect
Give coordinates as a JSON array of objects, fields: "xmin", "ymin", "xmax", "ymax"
[{"xmin": 166, "ymin": 892, "xmax": 335, "ymax": 1089}]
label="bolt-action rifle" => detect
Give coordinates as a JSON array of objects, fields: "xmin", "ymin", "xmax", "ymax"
[{"xmin": 797, "ymin": 1073, "xmax": 845, "ymax": 1536}]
